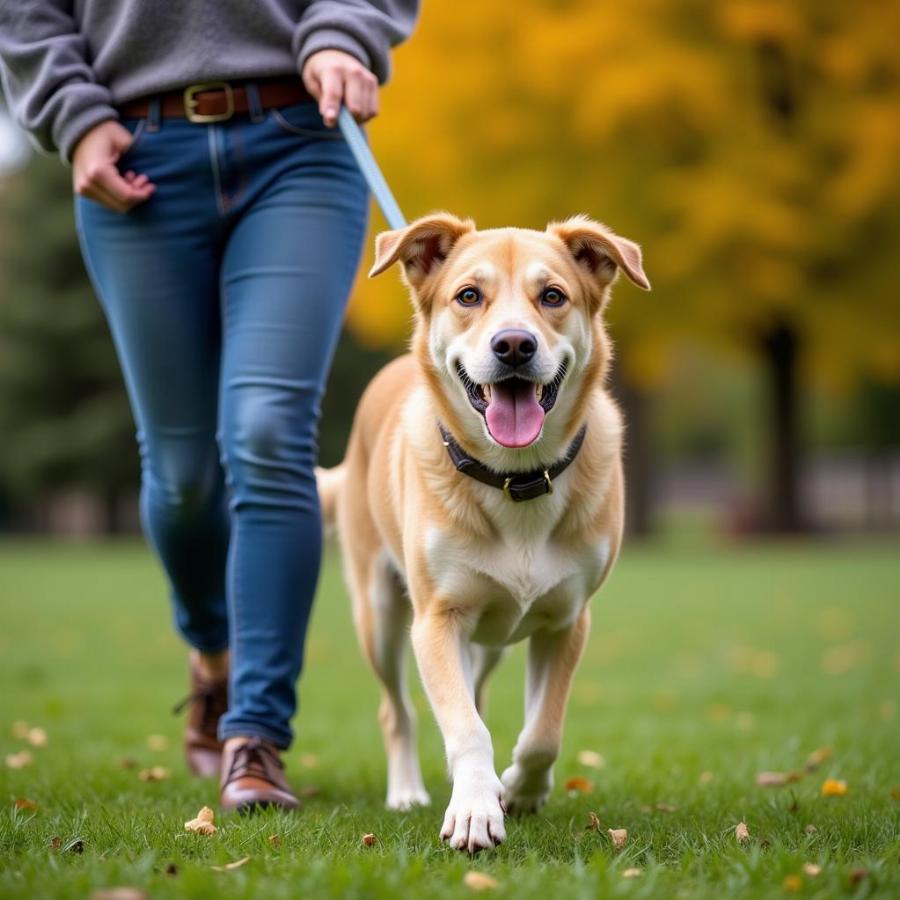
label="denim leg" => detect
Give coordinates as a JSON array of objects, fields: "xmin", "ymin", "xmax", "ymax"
[
  {"xmin": 75, "ymin": 181, "xmax": 230, "ymax": 654},
  {"xmin": 217, "ymin": 143, "xmax": 368, "ymax": 748}
]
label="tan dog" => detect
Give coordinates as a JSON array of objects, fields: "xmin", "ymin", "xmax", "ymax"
[{"xmin": 317, "ymin": 212, "xmax": 649, "ymax": 852}]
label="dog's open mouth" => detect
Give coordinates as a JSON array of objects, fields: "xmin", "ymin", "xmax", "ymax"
[{"xmin": 457, "ymin": 361, "xmax": 567, "ymax": 449}]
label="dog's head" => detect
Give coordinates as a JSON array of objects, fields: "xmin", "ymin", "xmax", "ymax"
[{"xmin": 370, "ymin": 213, "xmax": 649, "ymax": 466}]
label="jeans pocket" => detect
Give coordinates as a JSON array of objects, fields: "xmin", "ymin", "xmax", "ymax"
[
  {"xmin": 269, "ymin": 103, "xmax": 343, "ymax": 139},
  {"xmin": 118, "ymin": 117, "xmax": 148, "ymax": 164}
]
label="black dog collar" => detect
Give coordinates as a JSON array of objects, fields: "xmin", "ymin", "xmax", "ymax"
[{"xmin": 438, "ymin": 422, "xmax": 588, "ymax": 502}]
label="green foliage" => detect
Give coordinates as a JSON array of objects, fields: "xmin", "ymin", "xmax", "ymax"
[
  {"xmin": 0, "ymin": 155, "xmax": 136, "ymax": 505},
  {"xmin": 1, "ymin": 540, "xmax": 898, "ymax": 898}
]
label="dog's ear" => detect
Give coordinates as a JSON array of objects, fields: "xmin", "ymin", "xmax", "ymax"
[
  {"xmin": 369, "ymin": 212, "xmax": 475, "ymax": 288},
  {"xmin": 548, "ymin": 215, "xmax": 650, "ymax": 291}
]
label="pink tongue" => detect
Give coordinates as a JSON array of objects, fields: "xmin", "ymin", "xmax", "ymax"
[{"xmin": 484, "ymin": 380, "xmax": 545, "ymax": 448}]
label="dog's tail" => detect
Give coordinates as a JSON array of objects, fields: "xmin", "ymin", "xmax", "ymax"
[{"xmin": 316, "ymin": 463, "xmax": 345, "ymax": 536}]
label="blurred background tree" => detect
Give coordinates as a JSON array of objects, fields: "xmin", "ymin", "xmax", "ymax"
[{"xmin": 1, "ymin": 0, "xmax": 898, "ymax": 536}]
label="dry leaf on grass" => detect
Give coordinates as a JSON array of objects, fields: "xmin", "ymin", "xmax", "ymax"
[
  {"xmin": 586, "ymin": 812, "xmax": 601, "ymax": 831},
  {"xmin": 138, "ymin": 767, "xmax": 170, "ymax": 782},
  {"xmin": 735, "ymin": 822, "xmax": 750, "ymax": 844},
  {"xmin": 184, "ymin": 806, "xmax": 217, "ymax": 835},
  {"xmin": 211, "ymin": 856, "xmax": 250, "ymax": 872},
  {"xmin": 5, "ymin": 750, "xmax": 33, "ymax": 769},
  {"xmin": 622, "ymin": 868, "xmax": 641, "ymax": 878},
  {"xmin": 804, "ymin": 824, "xmax": 818, "ymax": 835},
  {"xmin": 821, "ymin": 778, "xmax": 848, "ymax": 797},
  {"xmin": 802, "ymin": 863, "xmax": 822, "ymax": 877},
  {"xmin": 146, "ymin": 734, "xmax": 169, "ymax": 751},
  {"xmin": 14, "ymin": 798, "xmax": 39, "ymax": 811},
  {"xmin": 49, "ymin": 837, "xmax": 62, "ymax": 852},
  {"xmin": 654, "ymin": 802, "xmax": 677, "ymax": 813},
  {"xmin": 26, "ymin": 727, "xmax": 47, "ymax": 747},
  {"xmin": 577, "ymin": 750, "xmax": 606, "ymax": 770},
  {"xmin": 361, "ymin": 833, "xmax": 377, "ymax": 847},
  {"xmin": 782, "ymin": 875, "xmax": 803, "ymax": 892},
  {"xmin": 563, "ymin": 776, "xmax": 593, "ymax": 795},
  {"xmin": 756, "ymin": 771, "xmax": 802, "ymax": 787},
  {"xmin": 268, "ymin": 835, "xmax": 281, "ymax": 847},
  {"xmin": 848, "ymin": 868, "xmax": 869, "ymax": 886},
  {"xmin": 11, "ymin": 721, "xmax": 30, "ymax": 739},
  {"xmin": 607, "ymin": 828, "xmax": 627, "ymax": 851},
  {"xmin": 119, "ymin": 757, "xmax": 138, "ymax": 770},
  {"xmin": 90, "ymin": 889, "xmax": 148, "ymax": 900},
  {"xmin": 805, "ymin": 747, "xmax": 832, "ymax": 772},
  {"xmin": 463, "ymin": 872, "xmax": 499, "ymax": 891}
]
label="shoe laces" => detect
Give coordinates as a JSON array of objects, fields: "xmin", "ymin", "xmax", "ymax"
[
  {"xmin": 172, "ymin": 685, "xmax": 226, "ymax": 735},
  {"xmin": 226, "ymin": 737, "xmax": 283, "ymax": 783}
]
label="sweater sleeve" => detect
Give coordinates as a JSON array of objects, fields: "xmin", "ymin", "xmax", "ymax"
[
  {"xmin": 0, "ymin": 1, "xmax": 118, "ymax": 162},
  {"xmin": 293, "ymin": 0, "xmax": 420, "ymax": 85}
]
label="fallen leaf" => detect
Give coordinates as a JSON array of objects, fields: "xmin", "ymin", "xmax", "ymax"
[
  {"xmin": 654, "ymin": 802, "xmax": 677, "ymax": 813},
  {"xmin": 802, "ymin": 863, "xmax": 822, "ymax": 877},
  {"xmin": 299, "ymin": 753, "xmax": 318, "ymax": 768},
  {"xmin": 5, "ymin": 750, "xmax": 33, "ymax": 769},
  {"xmin": 577, "ymin": 750, "xmax": 606, "ymax": 770},
  {"xmin": 848, "ymin": 868, "xmax": 869, "ymax": 886},
  {"xmin": 586, "ymin": 811, "xmax": 600, "ymax": 831},
  {"xmin": 821, "ymin": 778, "xmax": 848, "ymax": 797},
  {"xmin": 184, "ymin": 806, "xmax": 217, "ymax": 835},
  {"xmin": 138, "ymin": 766, "xmax": 171, "ymax": 782},
  {"xmin": 211, "ymin": 856, "xmax": 250, "ymax": 872},
  {"xmin": 463, "ymin": 872, "xmax": 499, "ymax": 891},
  {"xmin": 14, "ymin": 798, "xmax": 39, "ymax": 811},
  {"xmin": 268, "ymin": 835, "xmax": 281, "ymax": 847},
  {"xmin": 699, "ymin": 771, "xmax": 715, "ymax": 785},
  {"xmin": 782, "ymin": 874, "xmax": 802, "ymax": 892},
  {"xmin": 119, "ymin": 757, "xmax": 138, "ymax": 770},
  {"xmin": 804, "ymin": 824, "xmax": 818, "ymax": 835},
  {"xmin": 735, "ymin": 821, "xmax": 750, "ymax": 844},
  {"xmin": 90, "ymin": 889, "xmax": 148, "ymax": 900},
  {"xmin": 361, "ymin": 833, "xmax": 377, "ymax": 847},
  {"xmin": 26, "ymin": 727, "xmax": 47, "ymax": 748},
  {"xmin": 146, "ymin": 734, "xmax": 169, "ymax": 751},
  {"xmin": 805, "ymin": 747, "xmax": 832, "ymax": 772},
  {"xmin": 49, "ymin": 837, "xmax": 62, "ymax": 852},
  {"xmin": 756, "ymin": 771, "xmax": 790, "ymax": 787},
  {"xmin": 11, "ymin": 721, "xmax": 30, "ymax": 739},
  {"xmin": 607, "ymin": 828, "xmax": 627, "ymax": 851},
  {"xmin": 563, "ymin": 776, "xmax": 593, "ymax": 795},
  {"xmin": 622, "ymin": 868, "xmax": 641, "ymax": 878}
]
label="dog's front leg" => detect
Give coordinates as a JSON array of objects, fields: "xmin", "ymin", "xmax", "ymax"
[
  {"xmin": 501, "ymin": 607, "xmax": 591, "ymax": 814},
  {"xmin": 410, "ymin": 608, "xmax": 506, "ymax": 852}
]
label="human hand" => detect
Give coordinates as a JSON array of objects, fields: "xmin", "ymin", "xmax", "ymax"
[
  {"xmin": 301, "ymin": 49, "xmax": 379, "ymax": 127},
  {"xmin": 72, "ymin": 120, "xmax": 156, "ymax": 213}
]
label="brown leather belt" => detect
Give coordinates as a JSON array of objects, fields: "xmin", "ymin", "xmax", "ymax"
[{"xmin": 118, "ymin": 77, "xmax": 313, "ymax": 123}]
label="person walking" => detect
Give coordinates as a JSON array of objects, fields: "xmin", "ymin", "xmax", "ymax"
[{"xmin": 0, "ymin": 0, "xmax": 418, "ymax": 812}]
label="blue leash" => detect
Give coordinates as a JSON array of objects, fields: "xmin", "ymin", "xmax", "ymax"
[{"xmin": 337, "ymin": 107, "xmax": 407, "ymax": 230}]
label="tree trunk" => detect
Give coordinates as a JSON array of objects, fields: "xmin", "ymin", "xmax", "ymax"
[
  {"xmin": 611, "ymin": 368, "xmax": 654, "ymax": 537},
  {"xmin": 759, "ymin": 321, "xmax": 806, "ymax": 532}
]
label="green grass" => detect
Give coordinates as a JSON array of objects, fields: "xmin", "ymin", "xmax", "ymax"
[{"xmin": 1, "ymin": 536, "xmax": 898, "ymax": 899}]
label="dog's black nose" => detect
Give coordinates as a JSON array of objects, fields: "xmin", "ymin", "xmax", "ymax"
[{"xmin": 491, "ymin": 329, "xmax": 537, "ymax": 367}]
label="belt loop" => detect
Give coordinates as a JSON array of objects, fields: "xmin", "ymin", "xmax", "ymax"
[
  {"xmin": 146, "ymin": 97, "xmax": 161, "ymax": 132},
  {"xmin": 245, "ymin": 83, "xmax": 265, "ymax": 123}
]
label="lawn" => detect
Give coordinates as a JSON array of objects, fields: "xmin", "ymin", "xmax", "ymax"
[{"xmin": 1, "ymin": 536, "xmax": 898, "ymax": 899}]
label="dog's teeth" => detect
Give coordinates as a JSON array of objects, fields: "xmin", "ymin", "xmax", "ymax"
[
  {"xmin": 483, "ymin": 385, "xmax": 491, "ymax": 402},
  {"xmin": 536, "ymin": 383, "xmax": 543, "ymax": 400}
]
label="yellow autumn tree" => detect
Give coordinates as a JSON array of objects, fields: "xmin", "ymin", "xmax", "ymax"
[{"xmin": 350, "ymin": 0, "xmax": 900, "ymax": 530}]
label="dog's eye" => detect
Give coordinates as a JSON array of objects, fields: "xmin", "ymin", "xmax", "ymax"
[
  {"xmin": 455, "ymin": 287, "xmax": 482, "ymax": 307},
  {"xmin": 541, "ymin": 287, "xmax": 567, "ymax": 307}
]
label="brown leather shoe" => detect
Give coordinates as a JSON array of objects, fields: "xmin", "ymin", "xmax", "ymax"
[
  {"xmin": 172, "ymin": 659, "xmax": 228, "ymax": 778},
  {"xmin": 220, "ymin": 737, "xmax": 300, "ymax": 813}
]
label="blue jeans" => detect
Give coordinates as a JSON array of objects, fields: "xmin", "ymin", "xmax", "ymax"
[{"xmin": 75, "ymin": 97, "xmax": 368, "ymax": 748}]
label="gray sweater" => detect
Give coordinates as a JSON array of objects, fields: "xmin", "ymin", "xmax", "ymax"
[{"xmin": 0, "ymin": 0, "xmax": 419, "ymax": 161}]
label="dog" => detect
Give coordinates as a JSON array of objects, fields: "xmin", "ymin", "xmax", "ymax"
[{"xmin": 317, "ymin": 212, "xmax": 649, "ymax": 852}]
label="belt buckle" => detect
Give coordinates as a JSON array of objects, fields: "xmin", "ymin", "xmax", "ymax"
[{"xmin": 183, "ymin": 81, "xmax": 234, "ymax": 123}]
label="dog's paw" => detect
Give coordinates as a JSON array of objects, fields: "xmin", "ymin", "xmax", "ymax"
[
  {"xmin": 440, "ymin": 775, "xmax": 506, "ymax": 853},
  {"xmin": 500, "ymin": 763, "xmax": 552, "ymax": 815},
  {"xmin": 386, "ymin": 785, "xmax": 431, "ymax": 810}
]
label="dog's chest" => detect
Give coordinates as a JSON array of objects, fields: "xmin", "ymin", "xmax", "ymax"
[{"xmin": 423, "ymin": 522, "xmax": 609, "ymax": 645}]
